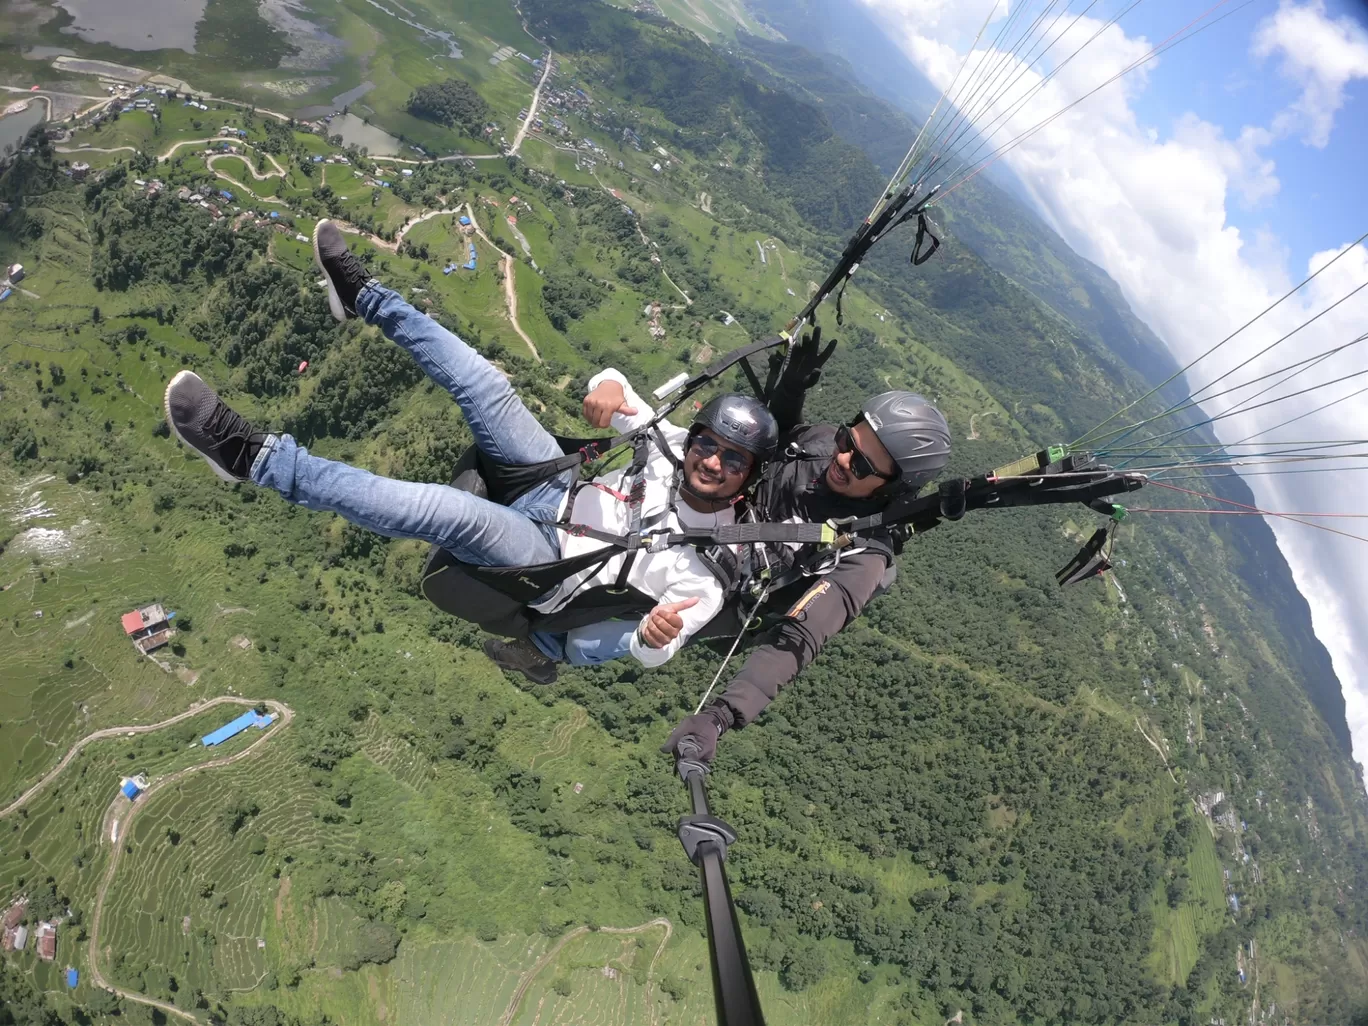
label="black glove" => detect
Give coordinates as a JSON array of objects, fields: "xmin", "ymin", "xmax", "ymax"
[
  {"xmin": 766, "ymin": 328, "xmax": 838, "ymax": 431},
  {"xmin": 769, "ymin": 326, "xmax": 837, "ymax": 392},
  {"xmin": 660, "ymin": 706, "xmax": 731, "ymax": 766}
]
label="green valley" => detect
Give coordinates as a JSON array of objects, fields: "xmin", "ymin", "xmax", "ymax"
[{"xmin": 1, "ymin": 0, "xmax": 1365, "ymax": 1024}]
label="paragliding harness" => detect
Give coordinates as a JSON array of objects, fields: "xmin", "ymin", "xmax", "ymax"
[{"xmin": 419, "ymin": 336, "xmax": 787, "ymax": 640}]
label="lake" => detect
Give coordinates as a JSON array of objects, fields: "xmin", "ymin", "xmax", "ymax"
[
  {"xmin": 327, "ymin": 112, "xmax": 402, "ymax": 156},
  {"xmin": 0, "ymin": 103, "xmax": 45, "ymax": 157},
  {"xmin": 53, "ymin": 0, "xmax": 206, "ymax": 52}
]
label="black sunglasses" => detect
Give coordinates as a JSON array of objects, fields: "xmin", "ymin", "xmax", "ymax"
[
  {"xmin": 689, "ymin": 434, "xmax": 753, "ymax": 476},
  {"xmin": 834, "ymin": 424, "xmax": 898, "ymax": 481}
]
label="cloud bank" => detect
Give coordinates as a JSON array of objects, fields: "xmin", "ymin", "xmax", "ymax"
[{"xmin": 858, "ymin": 0, "xmax": 1368, "ymax": 773}]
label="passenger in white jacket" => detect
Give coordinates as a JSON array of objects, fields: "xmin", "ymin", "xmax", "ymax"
[
  {"xmin": 162, "ymin": 220, "xmax": 778, "ymax": 685},
  {"xmin": 523, "ymin": 371, "xmax": 774, "ymax": 672}
]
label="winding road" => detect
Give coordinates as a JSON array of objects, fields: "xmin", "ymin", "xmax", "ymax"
[
  {"xmin": 0, "ymin": 695, "xmax": 283, "ymax": 818},
  {"xmin": 464, "ymin": 202, "xmax": 541, "ymax": 362},
  {"xmin": 1, "ymin": 696, "xmax": 293, "ymax": 1022}
]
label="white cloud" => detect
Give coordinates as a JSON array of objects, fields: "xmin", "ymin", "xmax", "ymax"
[
  {"xmin": 858, "ymin": 0, "xmax": 1368, "ymax": 775},
  {"xmin": 1252, "ymin": 0, "xmax": 1368, "ymax": 147}
]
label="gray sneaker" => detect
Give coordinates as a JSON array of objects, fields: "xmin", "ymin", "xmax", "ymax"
[
  {"xmin": 313, "ymin": 218, "xmax": 374, "ymax": 321},
  {"xmin": 483, "ymin": 638, "xmax": 559, "ymax": 685},
  {"xmin": 164, "ymin": 371, "xmax": 265, "ymax": 483}
]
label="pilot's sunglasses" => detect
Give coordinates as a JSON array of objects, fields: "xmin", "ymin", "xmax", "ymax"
[
  {"xmin": 689, "ymin": 434, "xmax": 752, "ymax": 476},
  {"xmin": 834, "ymin": 424, "xmax": 898, "ymax": 481}
]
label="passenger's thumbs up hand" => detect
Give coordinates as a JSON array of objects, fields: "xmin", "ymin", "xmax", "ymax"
[
  {"xmin": 584, "ymin": 379, "xmax": 638, "ymax": 428},
  {"xmin": 638, "ymin": 597, "xmax": 699, "ymax": 649}
]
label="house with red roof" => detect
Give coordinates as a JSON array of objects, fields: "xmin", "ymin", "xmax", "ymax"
[{"xmin": 121, "ymin": 603, "xmax": 174, "ymax": 654}]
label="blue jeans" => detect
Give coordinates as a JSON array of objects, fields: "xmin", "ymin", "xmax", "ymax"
[{"xmin": 251, "ymin": 284, "xmax": 568, "ymax": 568}]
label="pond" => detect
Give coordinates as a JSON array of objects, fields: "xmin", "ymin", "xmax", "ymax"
[
  {"xmin": 327, "ymin": 112, "xmax": 402, "ymax": 156},
  {"xmin": 0, "ymin": 103, "xmax": 45, "ymax": 157},
  {"xmin": 53, "ymin": 0, "xmax": 206, "ymax": 52}
]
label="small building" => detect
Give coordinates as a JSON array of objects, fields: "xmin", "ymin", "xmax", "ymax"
[
  {"xmin": 400, "ymin": 168, "xmax": 413, "ymax": 177},
  {"xmin": 295, "ymin": 233, "xmax": 309, "ymax": 243},
  {"xmin": 121, "ymin": 603, "xmax": 174, "ymax": 654},
  {"xmin": 35, "ymin": 921, "xmax": 55, "ymax": 961},
  {"xmin": 120, "ymin": 776, "xmax": 145, "ymax": 801},
  {"xmin": 0, "ymin": 288, "xmax": 11, "ymax": 304},
  {"xmin": 202, "ymin": 710, "xmax": 275, "ymax": 747},
  {"xmin": 2, "ymin": 901, "xmax": 28, "ymax": 952},
  {"xmin": 66, "ymin": 968, "xmax": 78, "ymax": 988},
  {"xmin": 7, "ymin": 263, "xmax": 23, "ymax": 283},
  {"xmin": 11, "ymin": 925, "xmax": 27, "ymax": 951},
  {"xmin": 219, "ymin": 189, "xmax": 234, "ymax": 201},
  {"xmin": 2, "ymin": 902, "xmax": 25, "ymax": 932}
]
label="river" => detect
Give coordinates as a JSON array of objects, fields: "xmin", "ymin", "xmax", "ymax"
[{"xmin": 0, "ymin": 103, "xmax": 46, "ymax": 157}]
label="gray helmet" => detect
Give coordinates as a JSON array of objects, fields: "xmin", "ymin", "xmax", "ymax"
[
  {"xmin": 860, "ymin": 391, "xmax": 951, "ymax": 489},
  {"xmin": 691, "ymin": 393, "xmax": 779, "ymax": 463}
]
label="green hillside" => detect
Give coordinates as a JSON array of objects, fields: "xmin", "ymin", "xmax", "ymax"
[{"xmin": 2, "ymin": 1, "xmax": 1366, "ymax": 1024}]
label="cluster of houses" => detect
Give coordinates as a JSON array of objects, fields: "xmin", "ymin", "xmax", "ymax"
[{"xmin": 1, "ymin": 900, "xmax": 58, "ymax": 961}]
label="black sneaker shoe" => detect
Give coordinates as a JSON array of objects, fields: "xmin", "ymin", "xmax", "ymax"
[
  {"xmin": 313, "ymin": 218, "xmax": 373, "ymax": 321},
  {"xmin": 164, "ymin": 371, "xmax": 266, "ymax": 483},
  {"xmin": 483, "ymin": 638, "xmax": 559, "ymax": 685}
]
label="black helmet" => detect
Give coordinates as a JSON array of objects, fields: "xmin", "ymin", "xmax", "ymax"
[
  {"xmin": 860, "ymin": 391, "xmax": 951, "ymax": 489},
  {"xmin": 691, "ymin": 393, "xmax": 779, "ymax": 463}
]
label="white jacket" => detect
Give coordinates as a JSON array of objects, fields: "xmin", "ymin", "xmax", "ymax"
[{"xmin": 530, "ymin": 369, "xmax": 736, "ymax": 668}]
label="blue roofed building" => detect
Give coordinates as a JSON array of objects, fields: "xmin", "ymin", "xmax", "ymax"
[
  {"xmin": 66, "ymin": 968, "xmax": 78, "ymax": 988},
  {"xmin": 202, "ymin": 710, "xmax": 275, "ymax": 747},
  {"xmin": 120, "ymin": 779, "xmax": 141, "ymax": 800}
]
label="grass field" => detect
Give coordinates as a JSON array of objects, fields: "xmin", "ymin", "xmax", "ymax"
[{"xmin": 1149, "ymin": 822, "xmax": 1229, "ymax": 987}]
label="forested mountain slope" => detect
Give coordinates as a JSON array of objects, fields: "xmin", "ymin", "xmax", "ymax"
[{"xmin": 0, "ymin": 0, "xmax": 1365, "ymax": 1023}]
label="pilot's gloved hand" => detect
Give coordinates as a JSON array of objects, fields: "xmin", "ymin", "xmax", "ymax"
[
  {"xmin": 788, "ymin": 326, "xmax": 838, "ymax": 389},
  {"xmin": 660, "ymin": 705, "xmax": 732, "ymax": 766}
]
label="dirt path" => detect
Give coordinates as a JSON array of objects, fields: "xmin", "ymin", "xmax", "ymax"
[
  {"xmin": 465, "ymin": 203, "xmax": 540, "ymax": 362},
  {"xmin": 85, "ymin": 699, "xmax": 294, "ymax": 1022},
  {"xmin": 393, "ymin": 206, "xmax": 464, "ymax": 248},
  {"xmin": 208, "ymin": 170, "xmax": 289, "ymax": 204},
  {"xmin": 498, "ymin": 918, "xmax": 672, "ymax": 1026},
  {"xmin": 0, "ymin": 695, "xmax": 282, "ymax": 817},
  {"xmin": 1134, "ymin": 716, "xmax": 1178, "ymax": 785},
  {"xmin": 54, "ymin": 144, "xmax": 138, "ymax": 156},
  {"xmin": 661, "ymin": 267, "xmax": 692, "ymax": 306},
  {"xmin": 207, "ymin": 151, "xmax": 285, "ymax": 182},
  {"xmin": 967, "ymin": 410, "xmax": 997, "ymax": 440},
  {"xmin": 511, "ymin": 51, "xmax": 554, "ymax": 156}
]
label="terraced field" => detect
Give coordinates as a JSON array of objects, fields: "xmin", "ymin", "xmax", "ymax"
[
  {"xmin": 1150, "ymin": 824, "xmax": 1230, "ymax": 985},
  {"xmin": 97, "ymin": 740, "xmax": 310, "ymax": 997}
]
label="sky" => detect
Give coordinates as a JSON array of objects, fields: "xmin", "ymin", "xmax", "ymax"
[{"xmin": 854, "ymin": 0, "xmax": 1368, "ymax": 775}]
